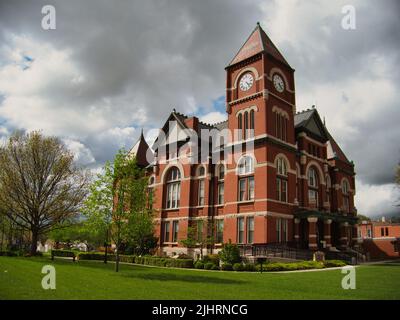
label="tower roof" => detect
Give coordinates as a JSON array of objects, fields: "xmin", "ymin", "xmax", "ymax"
[
  {"xmin": 227, "ymin": 22, "xmax": 292, "ymax": 69},
  {"xmin": 128, "ymin": 129, "xmax": 152, "ymax": 167}
]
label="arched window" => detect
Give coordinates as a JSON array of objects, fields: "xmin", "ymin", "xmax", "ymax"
[
  {"xmin": 276, "ymin": 157, "xmax": 288, "ymax": 202},
  {"xmin": 244, "ymin": 111, "xmax": 249, "ymax": 139},
  {"xmin": 165, "ymin": 167, "xmax": 181, "ymax": 209},
  {"xmin": 308, "ymin": 167, "xmax": 319, "ymax": 207},
  {"xmin": 238, "ymin": 113, "xmax": 242, "ymax": 141},
  {"xmin": 237, "ymin": 156, "xmax": 254, "ymax": 175},
  {"xmin": 198, "ymin": 166, "xmax": 205, "ymax": 177},
  {"xmin": 198, "ymin": 166, "xmax": 206, "ymax": 206},
  {"xmin": 342, "ymin": 179, "xmax": 350, "ymax": 213},
  {"xmin": 217, "ymin": 164, "xmax": 225, "ymax": 205},
  {"xmin": 237, "ymin": 156, "xmax": 255, "ymax": 201},
  {"xmin": 250, "ymin": 110, "xmax": 255, "ymax": 138}
]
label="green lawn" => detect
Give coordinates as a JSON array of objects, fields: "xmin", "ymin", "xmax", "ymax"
[{"xmin": 0, "ymin": 256, "xmax": 399, "ymax": 299}]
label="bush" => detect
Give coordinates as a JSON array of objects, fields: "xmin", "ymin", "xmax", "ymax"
[
  {"xmin": 134, "ymin": 255, "xmax": 194, "ymax": 269},
  {"xmin": 233, "ymin": 263, "xmax": 244, "ymax": 271},
  {"xmin": 211, "ymin": 264, "xmax": 220, "ymax": 270},
  {"xmin": 204, "ymin": 262, "xmax": 216, "ymax": 270},
  {"xmin": 51, "ymin": 249, "xmax": 76, "ymax": 258},
  {"xmin": 243, "ymin": 263, "xmax": 257, "ymax": 272},
  {"xmin": 0, "ymin": 251, "xmax": 17, "ymax": 257},
  {"xmin": 77, "ymin": 252, "xmax": 105, "ymax": 261},
  {"xmin": 323, "ymin": 260, "xmax": 347, "ymax": 268},
  {"xmin": 221, "ymin": 263, "xmax": 233, "ymax": 271},
  {"xmin": 218, "ymin": 242, "xmax": 241, "ymax": 265},
  {"xmin": 194, "ymin": 261, "xmax": 205, "ymax": 269},
  {"xmin": 203, "ymin": 254, "xmax": 220, "ymax": 266}
]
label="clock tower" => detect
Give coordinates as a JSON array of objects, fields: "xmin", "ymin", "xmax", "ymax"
[{"xmin": 225, "ymin": 22, "xmax": 296, "ymax": 143}]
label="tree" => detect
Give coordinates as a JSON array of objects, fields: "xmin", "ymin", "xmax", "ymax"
[
  {"xmin": 82, "ymin": 161, "xmax": 114, "ymax": 262},
  {"xmin": 84, "ymin": 148, "xmax": 154, "ymax": 272},
  {"xmin": 357, "ymin": 214, "xmax": 371, "ymax": 223},
  {"xmin": 218, "ymin": 241, "xmax": 241, "ymax": 265},
  {"xmin": 181, "ymin": 222, "xmax": 215, "ymax": 259},
  {"xmin": 0, "ymin": 131, "xmax": 89, "ymax": 255}
]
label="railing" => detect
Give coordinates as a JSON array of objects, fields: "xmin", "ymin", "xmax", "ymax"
[
  {"xmin": 325, "ymin": 250, "xmax": 358, "ymax": 265},
  {"xmin": 238, "ymin": 243, "xmax": 313, "ymax": 261}
]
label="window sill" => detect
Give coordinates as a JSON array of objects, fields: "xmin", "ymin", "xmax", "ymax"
[
  {"xmin": 215, "ymin": 204, "xmax": 224, "ymax": 208},
  {"xmin": 163, "ymin": 208, "xmax": 180, "ymax": 211},
  {"xmin": 163, "ymin": 242, "xmax": 178, "ymax": 245},
  {"xmin": 237, "ymin": 200, "xmax": 255, "ymax": 204}
]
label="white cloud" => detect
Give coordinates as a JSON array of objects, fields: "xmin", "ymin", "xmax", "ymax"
[
  {"xmin": 200, "ymin": 111, "xmax": 226, "ymax": 125},
  {"xmin": 63, "ymin": 139, "xmax": 96, "ymax": 166}
]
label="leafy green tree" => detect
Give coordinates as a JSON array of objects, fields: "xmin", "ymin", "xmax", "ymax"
[
  {"xmin": 0, "ymin": 131, "xmax": 89, "ymax": 255},
  {"xmin": 218, "ymin": 241, "xmax": 241, "ymax": 265},
  {"xmin": 357, "ymin": 214, "xmax": 371, "ymax": 223},
  {"xmin": 83, "ymin": 148, "xmax": 155, "ymax": 271},
  {"xmin": 82, "ymin": 161, "xmax": 114, "ymax": 262}
]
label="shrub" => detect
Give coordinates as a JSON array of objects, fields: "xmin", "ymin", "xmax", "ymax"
[
  {"xmin": 211, "ymin": 264, "xmax": 220, "ymax": 270},
  {"xmin": 194, "ymin": 261, "xmax": 205, "ymax": 269},
  {"xmin": 221, "ymin": 263, "xmax": 233, "ymax": 271},
  {"xmin": 77, "ymin": 252, "xmax": 105, "ymax": 261},
  {"xmin": 204, "ymin": 262, "xmax": 216, "ymax": 270},
  {"xmin": 134, "ymin": 255, "xmax": 194, "ymax": 269},
  {"xmin": 323, "ymin": 260, "xmax": 347, "ymax": 268},
  {"xmin": 203, "ymin": 254, "xmax": 220, "ymax": 266},
  {"xmin": 218, "ymin": 242, "xmax": 241, "ymax": 265},
  {"xmin": 0, "ymin": 251, "xmax": 17, "ymax": 257},
  {"xmin": 51, "ymin": 249, "xmax": 76, "ymax": 258},
  {"xmin": 233, "ymin": 263, "xmax": 244, "ymax": 271},
  {"xmin": 243, "ymin": 263, "xmax": 257, "ymax": 272}
]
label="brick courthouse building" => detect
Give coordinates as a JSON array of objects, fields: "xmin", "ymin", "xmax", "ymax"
[{"xmin": 131, "ymin": 23, "xmax": 358, "ymax": 257}]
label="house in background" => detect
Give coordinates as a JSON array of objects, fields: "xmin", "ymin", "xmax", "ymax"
[{"xmin": 358, "ymin": 218, "xmax": 400, "ymax": 259}]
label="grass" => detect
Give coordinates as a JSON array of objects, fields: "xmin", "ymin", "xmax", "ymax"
[{"xmin": 0, "ymin": 256, "xmax": 399, "ymax": 300}]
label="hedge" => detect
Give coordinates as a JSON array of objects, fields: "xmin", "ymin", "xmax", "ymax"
[
  {"xmin": 194, "ymin": 261, "xmax": 204, "ymax": 269},
  {"xmin": 134, "ymin": 255, "xmax": 193, "ymax": 268},
  {"xmin": 323, "ymin": 260, "xmax": 347, "ymax": 268},
  {"xmin": 51, "ymin": 249, "xmax": 76, "ymax": 258},
  {"xmin": 0, "ymin": 251, "xmax": 18, "ymax": 257},
  {"xmin": 221, "ymin": 263, "xmax": 233, "ymax": 271},
  {"xmin": 202, "ymin": 254, "xmax": 220, "ymax": 266}
]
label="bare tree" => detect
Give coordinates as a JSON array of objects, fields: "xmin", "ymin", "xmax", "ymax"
[{"xmin": 0, "ymin": 131, "xmax": 89, "ymax": 255}]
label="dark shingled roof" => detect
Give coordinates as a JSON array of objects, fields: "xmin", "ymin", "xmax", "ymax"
[{"xmin": 227, "ymin": 22, "xmax": 292, "ymax": 69}]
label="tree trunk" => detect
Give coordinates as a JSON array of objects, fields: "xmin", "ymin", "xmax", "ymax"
[{"xmin": 30, "ymin": 230, "xmax": 38, "ymax": 255}]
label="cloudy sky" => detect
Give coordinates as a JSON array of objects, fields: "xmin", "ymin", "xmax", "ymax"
[{"xmin": 0, "ymin": 0, "xmax": 399, "ymax": 217}]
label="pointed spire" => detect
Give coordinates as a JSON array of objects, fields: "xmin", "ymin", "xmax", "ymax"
[{"xmin": 227, "ymin": 22, "xmax": 291, "ymax": 68}]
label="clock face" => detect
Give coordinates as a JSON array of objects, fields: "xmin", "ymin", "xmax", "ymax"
[
  {"xmin": 239, "ymin": 73, "xmax": 254, "ymax": 91},
  {"xmin": 273, "ymin": 74, "xmax": 285, "ymax": 93}
]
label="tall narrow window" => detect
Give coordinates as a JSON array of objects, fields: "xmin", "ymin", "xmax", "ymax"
[
  {"xmin": 308, "ymin": 167, "xmax": 319, "ymax": 207},
  {"xmin": 217, "ymin": 164, "xmax": 225, "ymax": 205},
  {"xmin": 172, "ymin": 220, "xmax": 179, "ymax": 242},
  {"xmin": 247, "ymin": 217, "xmax": 254, "ymax": 243},
  {"xmin": 282, "ymin": 219, "xmax": 288, "ymax": 243},
  {"xmin": 326, "ymin": 175, "xmax": 331, "ymax": 204},
  {"xmin": 276, "ymin": 157, "xmax": 288, "ymax": 202},
  {"xmin": 342, "ymin": 179, "xmax": 350, "ymax": 213},
  {"xmin": 238, "ymin": 113, "xmax": 242, "ymax": 141},
  {"xmin": 244, "ymin": 111, "xmax": 248, "ymax": 139},
  {"xmin": 250, "ymin": 110, "xmax": 255, "ymax": 138},
  {"xmin": 237, "ymin": 156, "xmax": 255, "ymax": 202},
  {"xmin": 276, "ymin": 218, "xmax": 282, "ymax": 243},
  {"xmin": 164, "ymin": 221, "xmax": 170, "ymax": 243},
  {"xmin": 198, "ymin": 179, "xmax": 205, "ymax": 206},
  {"xmin": 237, "ymin": 217, "xmax": 244, "ymax": 243},
  {"xmin": 165, "ymin": 167, "xmax": 181, "ymax": 209},
  {"xmin": 216, "ymin": 220, "xmax": 224, "ymax": 243}
]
